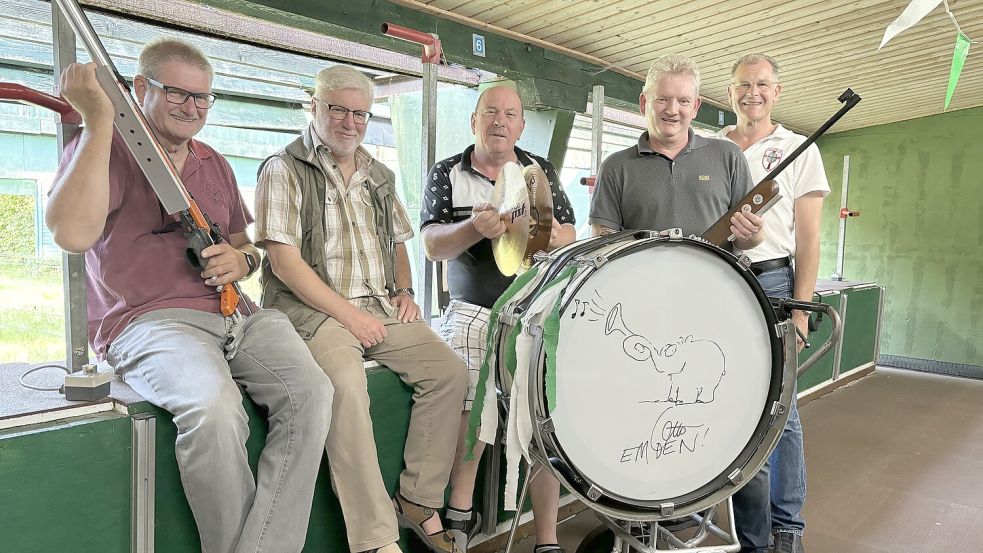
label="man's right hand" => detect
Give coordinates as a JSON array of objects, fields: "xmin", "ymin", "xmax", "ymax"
[
  {"xmin": 60, "ymin": 62, "xmax": 114, "ymax": 124},
  {"xmin": 338, "ymin": 306, "xmax": 388, "ymax": 349},
  {"xmin": 471, "ymin": 202, "xmax": 506, "ymax": 239}
]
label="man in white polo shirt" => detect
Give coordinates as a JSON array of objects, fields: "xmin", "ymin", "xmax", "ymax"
[{"xmin": 719, "ymin": 53, "xmax": 830, "ymax": 553}]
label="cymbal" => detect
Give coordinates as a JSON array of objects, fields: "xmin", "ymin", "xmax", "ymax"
[
  {"xmin": 523, "ymin": 164, "xmax": 553, "ymax": 264},
  {"xmin": 491, "ymin": 162, "xmax": 554, "ymax": 276}
]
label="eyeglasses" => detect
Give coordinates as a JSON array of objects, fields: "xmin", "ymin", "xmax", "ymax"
[
  {"xmin": 144, "ymin": 77, "xmax": 216, "ymax": 109},
  {"xmin": 732, "ymin": 81, "xmax": 778, "ymax": 93},
  {"xmin": 313, "ymin": 98, "xmax": 373, "ymax": 125}
]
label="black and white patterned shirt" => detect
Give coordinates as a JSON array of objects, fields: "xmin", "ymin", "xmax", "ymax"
[{"xmin": 420, "ymin": 145, "xmax": 575, "ymax": 308}]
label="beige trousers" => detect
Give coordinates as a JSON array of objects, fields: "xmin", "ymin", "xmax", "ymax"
[{"xmin": 308, "ymin": 316, "xmax": 468, "ymax": 552}]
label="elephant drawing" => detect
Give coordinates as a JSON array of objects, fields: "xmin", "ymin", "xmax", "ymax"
[{"xmin": 604, "ymin": 303, "xmax": 726, "ymax": 405}]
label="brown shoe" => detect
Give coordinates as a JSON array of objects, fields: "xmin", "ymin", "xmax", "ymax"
[{"xmin": 393, "ymin": 494, "xmax": 463, "ymax": 553}]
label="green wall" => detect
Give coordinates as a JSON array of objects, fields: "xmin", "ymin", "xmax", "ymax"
[{"xmin": 816, "ymin": 107, "xmax": 983, "ymax": 367}]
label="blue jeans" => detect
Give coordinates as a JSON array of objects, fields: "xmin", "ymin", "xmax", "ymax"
[
  {"xmin": 110, "ymin": 308, "xmax": 334, "ymax": 553},
  {"xmin": 732, "ymin": 266, "xmax": 806, "ymax": 551}
]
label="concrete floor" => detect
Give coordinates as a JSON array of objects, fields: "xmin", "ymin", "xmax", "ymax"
[{"xmin": 499, "ymin": 368, "xmax": 983, "ymax": 553}]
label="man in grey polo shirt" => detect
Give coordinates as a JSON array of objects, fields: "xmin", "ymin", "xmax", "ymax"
[
  {"xmin": 590, "ymin": 53, "xmax": 764, "ymax": 252},
  {"xmin": 589, "ymin": 54, "xmax": 768, "ymax": 553}
]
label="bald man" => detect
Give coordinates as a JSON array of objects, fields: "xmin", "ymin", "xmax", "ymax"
[{"xmin": 421, "ymin": 86, "xmax": 577, "ymax": 553}]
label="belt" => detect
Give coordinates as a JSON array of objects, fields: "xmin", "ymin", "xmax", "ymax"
[{"xmin": 750, "ymin": 256, "xmax": 791, "ymax": 276}]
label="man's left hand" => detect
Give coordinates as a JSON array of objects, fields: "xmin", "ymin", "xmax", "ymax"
[
  {"xmin": 547, "ymin": 218, "xmax": 562, "ymax": 249},
  {"xmin": 200, "ymin": 243, "xmax": 248, "ymax": 288},
  {"xmin": 392, "ymin": 293, "xmax": 422, "ymax": 323},
  {"xmin": 792, "ymin": 311, "xmax": 809, "ymax": 353},
  {"xmin": 730, "ymin": 211, "xmax": 764, "ymax": 241}
]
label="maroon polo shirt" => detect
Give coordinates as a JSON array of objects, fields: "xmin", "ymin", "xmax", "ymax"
[{"xmin": 53, "ymin": 132, "xmax": 255, "ymax": 358}]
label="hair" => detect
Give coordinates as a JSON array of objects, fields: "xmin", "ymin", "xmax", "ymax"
[
  {"xmin": 730, "ymin": 53, "xmax": 781, "ymax": 82},
  {"xmin": 313, "ymin": 65, "xmax": 375, "ymax": 103},
  {"xmin": 473, "ymin": 84, "xmax": 524, "ymax": 115},
  {"xmin": 137, "ymin": 37, "xmax": 213, "ymax": 80},
  {"xmin": 642, "ymin": 54, "xmax": 701, "ymax": 97}
]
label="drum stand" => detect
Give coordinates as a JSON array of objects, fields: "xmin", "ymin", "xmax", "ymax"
[
  {"xmin": 503, "ymin": 463, "xmax": 741, "ymax": 553},
  {"xmin": 589, "ymin": 503, "xmax": 741, "ymax": 553}
]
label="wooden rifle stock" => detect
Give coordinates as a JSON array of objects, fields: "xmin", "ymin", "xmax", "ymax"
[
  {"xmin": 702, "ymin": 179, "xmax": 781, "ymax": 246},
  {"xmin": 182, "ymin": 200, "xmax": 242, "ymax": 317}
]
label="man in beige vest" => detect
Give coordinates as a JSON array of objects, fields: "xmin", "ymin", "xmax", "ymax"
[{"xmin": 254, "ymin": 65, "xmax": 467, "ymax": 553}]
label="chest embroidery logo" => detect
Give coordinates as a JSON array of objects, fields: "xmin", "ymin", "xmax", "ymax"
[
  {"xmin": 763, "ymin": 147, "xmax": 784, "ymax": 171},
  {"xmin": 698, "ymin": 175, "xmax": 711, "ymax": 181}
]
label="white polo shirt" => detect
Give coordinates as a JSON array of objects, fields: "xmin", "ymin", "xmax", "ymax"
[{"xmin": 717, "ymin": 124, "xmax": 830, "ymax": 263}]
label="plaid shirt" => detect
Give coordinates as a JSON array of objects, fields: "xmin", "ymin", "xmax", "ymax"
[{"xmin": 255, "ymin": 126, "xmax": 413, "ymax": 316}]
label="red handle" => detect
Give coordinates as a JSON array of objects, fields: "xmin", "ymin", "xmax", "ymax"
[
  {"xmin": 0, "ymin": 82, "xmax": 82, "ymax": 124},
  {"xmin": 381, "ymin": 23, "xmax": 442, "ymax": 64}
]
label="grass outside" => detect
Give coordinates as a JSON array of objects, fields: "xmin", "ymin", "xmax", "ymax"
[
  {"xmin": 0, "ymin": 255, "xmax": 264, "ymax": 365},
  {"xmin": 0, "ymin": 256, "xmax": 65, "ymax": 363}
]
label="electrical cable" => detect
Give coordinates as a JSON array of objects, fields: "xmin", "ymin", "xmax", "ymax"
[{"xmin": 19, "ymin": 363, "xmax": 70, "ymax": 392}]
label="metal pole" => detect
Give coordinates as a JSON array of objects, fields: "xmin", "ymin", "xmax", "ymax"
[
  {"xmin": 590, "ymin": 85, "xmax": 604, "ymax": 178},
  {"xmin": 51, "ymin": 0, "xmax": 89, "ymax": 372},
  {"xmin": 833, "ymin": 155, "xmax": 850, "ymax": 280},
  {"xmin": 131, "ymin": 414, "xmax": 157, "ymax": 553},
  {"xmin": 420, "ymin": 53, "xmax": 438, "ymax": 321}
]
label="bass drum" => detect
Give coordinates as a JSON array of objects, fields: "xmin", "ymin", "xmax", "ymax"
[{"xmin": 495, "ymin": 230, "xmax": 795, "ymax": 522}]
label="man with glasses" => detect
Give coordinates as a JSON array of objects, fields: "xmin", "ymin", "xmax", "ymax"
[
  {"xmin": 46, "ymin": 38, "xmax": 333, "ymax": 553},
  {"xmin": 254, "ymin": 65, "xmax": 467, "ymax": 553},
  {"xmin": 720, "ymin": 54, "xmax": 829, "ymax": 553}
]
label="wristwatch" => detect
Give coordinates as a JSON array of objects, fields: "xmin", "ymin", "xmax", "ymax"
[
  {"xmin": 393, "ymin": 287, "xmax": 415, "ymax": 298},
  {"xmin": 243, "ymin": 250, "xmax": 258, "ymax": 276}
]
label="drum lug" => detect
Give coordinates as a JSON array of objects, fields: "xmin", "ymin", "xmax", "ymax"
[
  {"xmin": 533, "ymin": 251, "xmax": 550, "ymax": 264},
  {"xmin": 659, "ymin": 503, "xmax": 675, "ymax": 517},
  {"xmin": 770, "ymin": 401, "xmax": 786, "ymax": 416},
  {"xmin": 736, "ymin": 254, "xmax": 753, "ymax": 270},
  {"xmin": 774, "ymin": 323, "xmax": 787, "ymax": 338},
  {"xmin": 589, "ymin": 254, "xmax": 609, "ymax": 269},
  {"xmin": 728, "ymin": 468, "xmax": 745, "ymax": 485},
  {"xmin": 540, "ymin": 417, "xmax": 555, "ymax": 433},
  {"xmin": 528, "ymin": 324, "xmax": 543, "ymax": 338},
  {"xmin": 586, "ymin": 485, "xmax": 603, "ymax": 501}
]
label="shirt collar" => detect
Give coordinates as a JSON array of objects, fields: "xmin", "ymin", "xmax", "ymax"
[
  {"xmin": 636, "ymin": 128, "xmax": 707, "ymax": 157},
  {"xmin": 717, "ymin": 123, "xmax": 793, "ymax": 143},
  {"xmin": 187, "ymin": 138, "xmax": 211, "ymax": 160},
  {"xmin": 460, "ymin": 144, "xmax": 535, "ymax": 182}
]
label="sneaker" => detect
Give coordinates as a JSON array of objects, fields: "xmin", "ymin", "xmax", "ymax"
[
  {"xmin": 772, "ymin": 532, "xmax": 804, "ymax": 553},
  {"xmin": 445, "ymin": 507, "xmax": 481, "ymax": 553},
  {"xmin": 534, "ymin": 544, "xmax": 565, "ymax": 553}
]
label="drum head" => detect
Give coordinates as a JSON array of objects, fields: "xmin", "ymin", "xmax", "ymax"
[{"xmin": 548, "ymin": 240, "xmax": 777, "ymax": 507}]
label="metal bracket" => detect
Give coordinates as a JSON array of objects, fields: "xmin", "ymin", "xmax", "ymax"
[
  {"xmin": 727, "ymin": 468, "xmax": 744, "ymax": 485},
  {"xmin": 539, "ymin": 417, "xmax": 554, "ymax": 434},
  {"xmin": 586, "ymin": 485, "xmax": 603, "ymax": 501},
  {"xmin": 659, "ymin": 502, "xmax": 675, "ymax": 517},
  {"xmin": 736, "ymin": 254, "xmax": 753, "ymax": 270},
  {"xmin": 528, "ymin": 324, "xmax": 543, "ymax": 338},
  {"xmin": 770, "ymin": 401, "xmax": 786, "ymax": 416}
]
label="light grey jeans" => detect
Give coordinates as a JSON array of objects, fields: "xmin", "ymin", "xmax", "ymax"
[{"xmin": 109, "ymin": 308, "xmax": 333, "ymax": 553}]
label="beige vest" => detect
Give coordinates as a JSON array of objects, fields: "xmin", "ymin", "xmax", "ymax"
[{"xmin": 258, "ymin": 128, "xmax": 398, "ymax": 339}]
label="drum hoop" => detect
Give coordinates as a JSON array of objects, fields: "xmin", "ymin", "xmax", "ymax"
[{"xmin": 530, "ymin": 236, "xmax": 788, "ymax": 518}]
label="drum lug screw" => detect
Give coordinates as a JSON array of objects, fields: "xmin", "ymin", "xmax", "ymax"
[
  {"xmin": 586, "ymin": 485, "xmax": 602, "ymax": 501},
  {"xmin": 590, "ymin": 254, "xmax": 608, "ymax": 269},
  {"xmin": 540, "ymin": 417, "xmax": 554, "ymax": 433},
  {"xmin": 659, "ymin": 503, "xmax": 675, "ymax": 517},
  {"xmin": 728, "ymin": 469, "xmax": 744, "ymax": 485},
  {"xmin": 770, "ymin": 401, "xmax": 786, "ymax": 416},
  {"xmin": 737, "ymin": 254, "xmax": 753, "ymax": 270}
]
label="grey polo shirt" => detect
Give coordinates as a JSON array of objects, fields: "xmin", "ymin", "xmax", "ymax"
[{"xmin": 589, "ymin": 129, "xmax": 754, "ymax": 237}]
